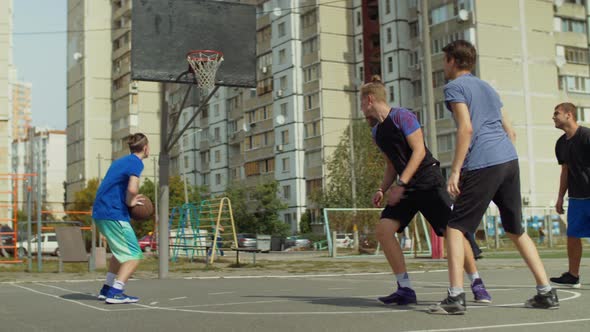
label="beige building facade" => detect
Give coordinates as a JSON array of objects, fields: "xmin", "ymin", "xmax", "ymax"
[
  {"xmin": 378, "ymin": 0, "xmax": 590, "ymax": 209},
  {"xmin": 67, "ymin": 0, "xmax": 160, "ymax": 206},
  {"xmin": 0, "ymin": 0, "xmax": 14, "ymax": 222},
  {"xmin": 12, "ymin": 81, "xmax": 32, "ymax": 142}
]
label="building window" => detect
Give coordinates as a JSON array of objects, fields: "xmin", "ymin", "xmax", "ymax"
[
  {"xmin": 304, "ymin": 64, "xmax": 320, "ymax": 83},
  {"xmin": 389, "ymin": 85, "xmax": 395, "ymax": 102},
  {"xmin": 359, "ymin": 66, "xmax": 364, "ymax": 81},
  {"xmin": 257, "ymin": 26, "xmax": 271, "ymax": 43},
  {"xmin": 565, "ymin": 46, "xmax": 589, "ymax": 65},
  {"xmin": 437, "ymin": 134, "xmax": 456, "ymax": 153},
  {"xmin": 559, "ymin": 17, "xmax": 587, "ymax": 33},
  {"xmin": 280, "ymin": 103, "xmax": 288, "ymax": 116},
  {"xmin": 301, "ymin": 9, "xmax": 317, "ymax": 28},
  {"xmin": 386, "ymin": 27, "xmax": 392, "ymax": 44},
  {"xmin": 305, "ymin": 93, "xmax": 319, "ymax": 111},
  {"xmin": 282, "ymin": 157, "xmax": 290, "ymax": 172},
  {"xmin": 356, "ymin": 11, "xmax": 361, "ymax": 26},
  {"xmin": 202, "ymin": 173, "xmax": 209, "ymax": 185},
  {"xmin": 412, "ymin": 80, "xmax": 422, "ymax": 97},
  {"xmin": 385, "ymin": 0, "xmax": 391, "ymax": 14},
  {"xmin": 214, "ymin": 127, "xmax": 220, "ymax": 142},
  {"xmin": 409, "ymin": 21, "xmax": 419, "ymax": 38},
  {"xmin": 304, "ymin": 121, "xmax": 320, "ymax": 138},
  {"xmin": 215, "ymin": 173, "xmax": 221, "ymax": 185},
  {"xmin": 435, "ymin": 101, "xmax": 451, "ymax": 120},
  {"xmin": 302, "ymin": 37, "xmax": 318, "ymax": 55},
  {"xmin": 215, "ymin": 150, "xmax": 220, "ymax": 163},
  {"xmin": 279, "ymin": 75, "xmax": 288, "ymax": 90},
  {"xmin": 576, "ymin": 106, "xmax": 590, "ymax": 122},
  {"xmin": 278, "ymin": 49, "xmax": 286, "ymax": 64},
  {"xmin": 284, "ymin": 212, "xmax": 292, "ymax": 225},
  {"xmin": 278, "ymin": 22, "xmax": 286, "ymax": 38},
  {"xmin": 433, "ymin": 70, "xmax": 446, "ymax": 87},
  {"xmin": 283, "ymin": 185, "xmax": 291, "ymax": 199},
  {"xmin": 357, "ymin": 38, "xmax": 363, "ymax": 54},
  {"xmin": 281, "ymin": 129, "xmax": 289, "ymax": 144},
  {"xmin": 559, "ymin": 75, "xmax": 590, "ymax": 94},
  {"xmin": 387, "ymin": 57, "xmax": 393, "ymax": 73}
]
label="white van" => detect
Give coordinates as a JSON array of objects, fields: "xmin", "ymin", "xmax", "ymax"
[{"xmin": 18, "ymin": 233, "xmax": 60, "ymax": 256}]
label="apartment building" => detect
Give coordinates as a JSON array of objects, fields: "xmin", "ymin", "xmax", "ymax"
[
  {"xmin": 111, "ymin": 0, "xmax": 160, "ymax": 166},
  {"xmin": 165, "ymin": 0, "xmax": 357, "ymax": 232},
  {"xmin": 12, "ymin": 81, "xmax": 32, "ymax": 142},
  {"xmin": 0, "ymin": 0, "xmax": 14, "ymax": 222},
  {"xmin": 67, "ymin": 0, "xmax": 160, "ymax": 206},
  {"xmin": 66, "ymin": 0, "xmax": 113, "ymax": 205},
  {"xmin": 372, "ymin": 0, "xmax": 590, "ymax": 208},
  {"xmin": 12, "ymin": 128, "xmax": 67, "ymax": 219}
]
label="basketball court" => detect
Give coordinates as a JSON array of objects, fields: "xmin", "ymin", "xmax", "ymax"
[{"xmin": 2, "ymin": 259, "xmax": 590, "ymax": 331}]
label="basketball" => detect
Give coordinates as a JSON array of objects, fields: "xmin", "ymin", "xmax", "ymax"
[{"xmin": 129, "ymin": 197, "xmax": 154, "ymax": 221}]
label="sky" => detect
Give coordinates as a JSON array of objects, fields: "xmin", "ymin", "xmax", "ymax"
[{"xmin": 13, "ymin": 0, "xmax": 67, "ymax": 130}]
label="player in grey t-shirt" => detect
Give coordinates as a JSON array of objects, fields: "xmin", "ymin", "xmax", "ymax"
[{"xmin": 428, "ymin": 40, "xmax": 558, "ymax": 315}]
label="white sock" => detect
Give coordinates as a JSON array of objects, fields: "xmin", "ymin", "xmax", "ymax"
[
  {"xmin": 536, "ymin": 284, "xmax": 552, "ymax": 294},
  {"xmin": 113, "ymin": 280, "xmax": 125, "ymax": 291},
  {"xmin": 105, "ymin": 272, "xmax": 116, "ymax": 287},
  {"xmin": 467, "ymin": 272, "xmax": 480, "ymax": 283},
  {"xmin": 396, "ymin": 272, "xmax": 412, "ymax": 289},
  {"xmin": 448, "ymin": 287, "xmax": 464, "ymax": 297}
]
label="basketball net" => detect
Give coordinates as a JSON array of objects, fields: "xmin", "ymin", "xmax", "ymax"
[{"xmin": 186, "ymin": 50, "xmax": 224, "ymax": 89}]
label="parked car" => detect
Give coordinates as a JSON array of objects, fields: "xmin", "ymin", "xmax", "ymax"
[
  {"xmin": 284, "ymin": 236, "xmax": 311, "ymax": 249},
  {"xmin": 18, "ymin": 232, "xmax": 60, "ymax": 256},
  {"xmin": 138, "ymin": 235, "xmax": 157, "ymax": 252},
  {"xmin": 1, "ymin": 224, "xmax": 14, "ymax": 257},
  {"xmin": 237, "ymin": 233, "xmax": 257, "ymax": 248},
  {"xmin": 335, "ymin": 233, "xmax": 353, "ymax": 248}
]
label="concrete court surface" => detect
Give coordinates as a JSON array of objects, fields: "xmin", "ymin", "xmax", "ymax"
[{"xmin": 1, "ymin": 258, "xmax": 590, "ymax": 332}]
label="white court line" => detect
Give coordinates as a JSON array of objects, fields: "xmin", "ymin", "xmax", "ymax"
[
  {"xmin": 208, "ymin": 292, "xmax": 235, "ymax": 295},
  {"xmin": 169, "ymin": 297, "xmax": 187, "ymax": 301},
  {"xmin": 11, "ymin": 284, "xmax": 110, "ymax": 312},
  {"xmin": 404, "ymin": 317, "xmax": 590, "ymax": 332}
]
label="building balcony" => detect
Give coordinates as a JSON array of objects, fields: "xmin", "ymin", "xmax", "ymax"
[
  {"xmin": 244, "ymin": 92, "xmax": 272, "ymax": 110},
  {"xmin": 199, "ymin": 140, "xmax": 210, "ymax": 151},
  {"xmin": 305, "ymin": 165, "xmax": 323, "ymax": 179},
  {"xmin": 112, "ymin": 42, "xmax": 131, "ymax": 60},
  {"xmin": 113, "ymin": 0, "xmax": 132, "ymax": 20},
  {"xmin": 554, "ymin": 31, "xmax": 588, "ymax": 49},
  {"xmin": 256, "ymin": 13, "xmax": 271, "ymax": 30},
  {"xmin": 228, "ymin": 130, "xmax": 244, "ymax": 145},
  {"xmin": 302, "ymin": 80, "xmax": 320, "ymax": 95},
  {"xmin": 302, "ymin": 52, "xmax": 319, "ymax": 67},
  {"xmin": 249, "ymin": 118, "xmax": 273, "ymax": 135},
  {"xmin": 304, "ymin": 136, "xmax": 322, "ymax": 150},
  {"xmin": 555, "ymin": 2, "xmax": 586, "ymax": 20},
  {"xmin": 229, "ymin": 154, "xmax": 244, "ymax": 168},
  {"xmin": 301, "ymin": 25, "xmax": 318, "ymax": 40},
  {"xmin": 304, "ymin": 108, "xmax": 320, "ymax": 123},
  {"xmin": 244, "ymin": 145, "xmax": 274, "ymax": 163}
]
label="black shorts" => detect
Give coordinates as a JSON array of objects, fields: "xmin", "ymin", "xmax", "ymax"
[
  {"xmin": 448, "ymin": 159, "xmax": 524, "ymax": 235},
  {"xmin": 380, "ymin": 185, "xmax": 451, "ymax": 236}
]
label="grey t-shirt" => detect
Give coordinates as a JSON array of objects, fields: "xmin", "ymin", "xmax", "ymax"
[{"xmin": 444, "ymin": 73, "xmax": 518, "ymax": 171}]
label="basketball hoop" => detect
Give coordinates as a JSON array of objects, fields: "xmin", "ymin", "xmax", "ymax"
[{"xmin": 186, "ymin": 50, "xmax": 224, "ymax": 89}]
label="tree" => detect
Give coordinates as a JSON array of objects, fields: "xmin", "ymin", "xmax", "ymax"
[
  {"xmin": 65, "ymin": 178, "xmax": 99, "ymax": 225},
  {"xmin": 224, "ymin": 180, "xmax": 289, "ymax": 237},
  {"xmin": 312, "ymin": 119, "xmax": 384, "ymax": 209}
]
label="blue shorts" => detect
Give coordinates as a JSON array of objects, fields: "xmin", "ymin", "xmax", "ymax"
[
  {"xmin": 567, "ymin": 199, "xmax": 590, "ymax": 238},
  {"xmin": 94, "ymin": 219, "xmax": 143, "ymax": 262}
]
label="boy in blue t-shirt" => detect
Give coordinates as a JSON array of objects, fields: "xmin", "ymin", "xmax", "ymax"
[
  {"xmin": 93, "ymin": 133, "xmax": 149, "ymax": 304},
  {"xmin": 429, "ymin": 40, "xmax": 557, "ymax": 315}
]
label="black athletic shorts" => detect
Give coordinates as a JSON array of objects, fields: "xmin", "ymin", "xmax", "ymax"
[
  {"xmin": 448, "ymin": 159, "xmax": 524, "ymax": 235},
  {"xmin": 380, "ymin": 185, "xmax": 451, "ymax": 236}
]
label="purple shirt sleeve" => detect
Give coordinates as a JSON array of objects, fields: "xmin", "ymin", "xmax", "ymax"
[{"xmin": 391, "ymin": 108, "xmax": 420, "ymax": 137}]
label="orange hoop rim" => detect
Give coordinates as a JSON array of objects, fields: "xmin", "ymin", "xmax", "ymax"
[{"xmin": 186, "ymin": 49, "xmax": 224, "ymax": 62}]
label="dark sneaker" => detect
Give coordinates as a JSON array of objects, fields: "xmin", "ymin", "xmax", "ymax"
[
  {"xmin": 97, "ymin": 284, "xmax": 111, "ymax": 300},
  {"xmin": 550, "ymin": 272, "xmax": 581, "ymax": 288},
  {"xmin": 428, "ymin": 292, "xmax": 466, "ymax": 315},
  {"xmin": 377, "ymin": 283, "xmax": 417, "ymax": 305},
  {"xmin": 471, "ymin": 278, "xmax": 492, "ymax": 303},
  {"xmin": 105, "ymin": 288, "xmax": 139, "ymax": 304},
  {"xmin": 525, "ymin": 288, "xmax": 559, "ymax": 309}
]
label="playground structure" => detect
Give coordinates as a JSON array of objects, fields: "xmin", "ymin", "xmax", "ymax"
[{"xmin": 169, "ymin": 197, "xmax": 238, "ymax": 264}]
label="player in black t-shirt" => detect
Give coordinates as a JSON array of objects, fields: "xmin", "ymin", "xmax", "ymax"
[
  {"xmin": 361, "ymin": 76, "xmax": 491, "ymax": 306},
  {"xmin": 551, "ymin": 102, "xmax": 590, "ymax": 288}
]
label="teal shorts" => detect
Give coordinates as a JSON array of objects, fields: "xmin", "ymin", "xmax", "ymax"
[{"xmin": 94, "ymin": 219, "xmax": 143, "ymax": 263}]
